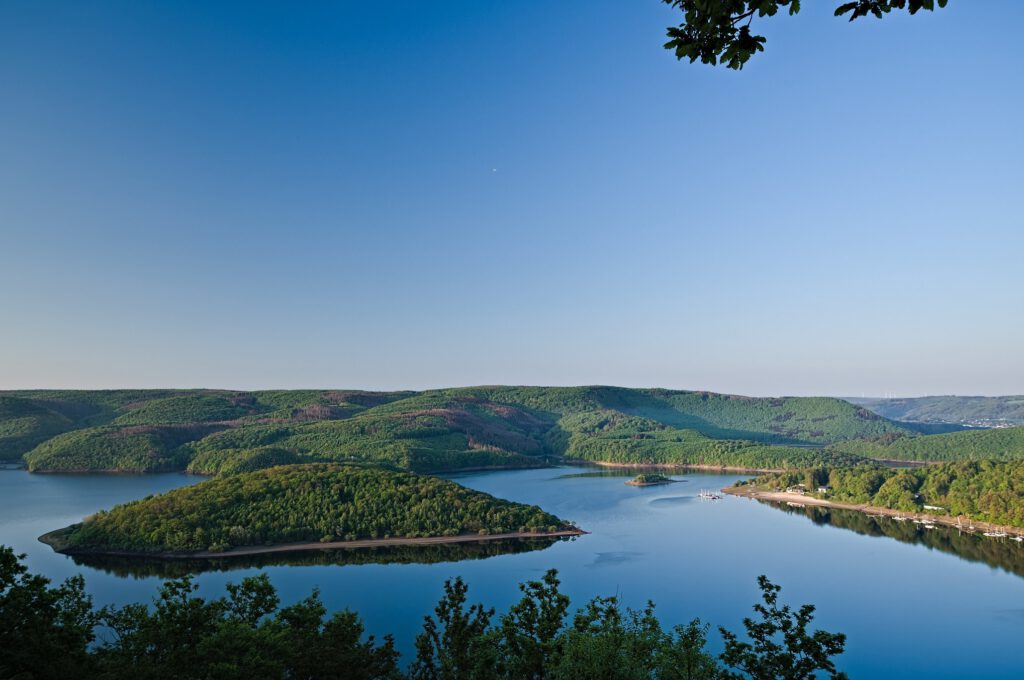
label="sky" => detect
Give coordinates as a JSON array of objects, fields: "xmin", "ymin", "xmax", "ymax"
[{"xmin": 1, "ymin": 1, "xmax": 1021, "ymax": 397}]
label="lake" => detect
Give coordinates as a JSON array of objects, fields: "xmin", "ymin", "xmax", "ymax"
[{"xmin": 3, "ymin": 466, "xmax": 1023, "ymax": 678}]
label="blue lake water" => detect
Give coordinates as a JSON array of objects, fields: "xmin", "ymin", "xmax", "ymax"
[{"xmin": 3, "ymin": 466, "xmax": 1024, "ymax": 678}]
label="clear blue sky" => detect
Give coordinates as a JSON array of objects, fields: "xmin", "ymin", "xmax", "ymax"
[{"xmin": 1, "ymin": 1, "xmax": 1021, "ymax": 396}]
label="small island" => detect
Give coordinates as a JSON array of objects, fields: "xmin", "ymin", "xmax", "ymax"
[
  {"xmin": 625, "ymin": 473, "xmax": 677, "ymax": 487},
  {"xmin": 40, "ymin": 463, "xmax": 584, "ymax": 558}
]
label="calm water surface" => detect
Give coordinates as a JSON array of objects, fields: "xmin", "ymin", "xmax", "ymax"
[{"xmin": 3, "ymin": 466, "xmax": 1023, "ymax": 679}]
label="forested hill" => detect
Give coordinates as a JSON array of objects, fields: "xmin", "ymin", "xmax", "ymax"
[
  {"xmin": 848, "ymin": 395, "xmax": 1024, "ymax": 428},
  {"xmin": 47, "ymin": 464, "xmax": 574, "ymax": 554},
  {"xmin": 4, "ymin": 386, "xmax": 930, "ymax": 473},
  {"xmin": 827, "ymin": 426, "xmax": 1024, "ymax": 463}
]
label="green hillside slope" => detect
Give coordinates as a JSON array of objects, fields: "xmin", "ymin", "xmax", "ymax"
[
  {"xmin": 48, "ymin": 463, "xmax": 574, "ymax": 554},
  {"xmin": 24, "ymin": 424, "xmax": 224, "ymax": 472},
  {"xmin": 0, "ymin": 397, "xmax": 74, "ymax": 461},
  {"xmin": 827, "ymin": 426, "xmax": 1024, "ymax": 463}
]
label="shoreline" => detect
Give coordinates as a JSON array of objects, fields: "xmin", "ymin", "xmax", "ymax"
[
  {"xmin": 40, "ymin": 528, "xmax": 587, "ymax": 560},
  {"xmin": 724, "ymin": 487, "xmax": 1024, "ymax": 538}
]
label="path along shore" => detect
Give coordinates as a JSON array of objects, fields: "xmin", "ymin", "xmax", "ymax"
[{"xmin": 723, "ymin": 487, "xmax": 1024, "ymax": 539}]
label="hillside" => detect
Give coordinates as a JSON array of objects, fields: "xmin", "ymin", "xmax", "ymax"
[
  {"xmin": 5, "ymin": 386, "xmax": 924, "ymax": 473},
  {"xmin": 24, "ymin": 424, "xmax": 225, "ymax": 473},
  {"xmin": 827, "ymin": 426, "xmax": 1024, "ymax": 463},
  {"xmin": 848, "ymin": 395, "xmax": 1024, "ymax": 428},
  {"xmin": 45, "ymin": 463, "xmax": 575, "ymax": 554},
  {"xmin": 0, "ymin": 397, "xmax": 75, "ymax": 461}
]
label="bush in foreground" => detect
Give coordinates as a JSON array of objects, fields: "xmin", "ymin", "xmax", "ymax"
[{"xmin": 0, "ymin": 545, "xmax": 847, "ymax": 679}]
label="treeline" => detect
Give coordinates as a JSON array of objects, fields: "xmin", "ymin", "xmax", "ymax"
[
  {"xmin": 563, "ymin": 422, "xmax": 867, "ymax": 470},
  {"xmin": 54, "ymin": 464, "xmax": 572, "ymax": 554},
  {"xmin": 826, "ymin": 427, "xmax": 1024, "ymax": 463},
  {"xmin": 750, "ymin": 460, "xmax": 1024, "ymax": 528},
  {"xmin": 0, "ymin": 546, "xmax": 849, "ymax": 679}
]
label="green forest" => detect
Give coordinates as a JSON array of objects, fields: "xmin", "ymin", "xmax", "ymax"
[
  {"xmin": 825, "ymin": 427, "xmax": 1024, "ymax": 463},
  {"xmin": 0, "ymin": 546, "xmax": 849, "ymax": 679},
  {"xmin": 2, "ymin": 386, "xmax": 949, "ymax": 474},
  {"xmin": 746, "ymin": 460, "xmax": 1024, "ymax": 528},
  {"xmin": 49, "ymin": 464, "xmax": 573, "ymax": 554}
]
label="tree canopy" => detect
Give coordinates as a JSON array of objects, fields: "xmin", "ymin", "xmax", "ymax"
[
  {"xmin": 663, "ymin": 0, "xmax": 949, "ymax": 69},
  {"xmin": 0, "ymin": 549, "xmax": 850, "ymax": 679}
]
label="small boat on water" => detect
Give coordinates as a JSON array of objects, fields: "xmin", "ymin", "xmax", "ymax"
[
  {"xmin": 1012, "ymin": 536, "xmax": 1024, "ymax": 543},
  {"xmin": 698, "ymin": 489, "xmax": 721, "ymax": 501},
  {"xmin": 786, "ymin": 501, "xmax": 805, "ymax": 508},
  {"xmin": 983, "ymin": 531, "xmax": 1009, "ymax": 538},
  {"xmin": 893, "ymin": 514, "xmax": 909, "ymax": 522}
]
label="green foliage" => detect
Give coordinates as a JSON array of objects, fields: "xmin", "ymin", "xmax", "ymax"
[
  {"xmin": 0, "ymin": 546, "xmax": 99, "ymax": 678},
  {"xmin": 753, "ymin": 460, "xmax": 1024, "ymax": 528},
  {"xmin": 113, "ymin": 394, "xmax": 258, "ymax": 425},
  {"xmin": 97, "ymin": 571, "xmax": 402, "ymax": 680},
  {"xmin": 719, "ymin": 575, "xmax": 848, "ymax": 680},
  {"xmin": 663, "ymin": 0, "xmax": 947, "ymax": 70},
  {"xmin": 0, "ymin": 397, "xmax": 74, "ymax": 461},
  {"xmin": 57, "ymin": 464, "xmax": 572, "ymax": 553},
  {"xmin": 827, "ymin": 426, "xmax": 1024, "ymax": 463},
  {"xmin": 1, "ymin": 549, "xmax": 848, "ymax": 679},
  {"xmin": 24, "ymin": 424, "xmax": 221, "ymax": 473},
  {"xmin": 186, "ymin": 446, "xmax": 304, "ymax": 475}
]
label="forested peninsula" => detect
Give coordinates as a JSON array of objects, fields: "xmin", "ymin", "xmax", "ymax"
[{"xmin": 43, "ymin": 464, "xmax": 579, "ymax": 556}]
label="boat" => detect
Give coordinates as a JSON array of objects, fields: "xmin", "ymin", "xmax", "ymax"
[
  {"xmin": 983, "ymin": 531, "xmax": 1008, "ymax": 538},
  {"xmin": 892, "ymin": 514, "xmax": 909, "ymax": 522},
  {"xmin": 698, "ymin": 489, "xmax": 721, "ymax": 501},
  {"xmin": 786, "ymin": 501, "xmax": 805, "ymax": 508},
  {"xmin": 1012, "ymin": 536, "xmax": 1024, "ymax": 543}
]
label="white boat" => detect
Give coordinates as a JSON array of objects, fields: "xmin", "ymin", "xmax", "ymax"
[
  {"xmin": 786, "ymin": 501, "xmax": 805, "ymax": 508},
  {"xmin": 1011, "ymin": 536, "xmax": 1024, "ymax": 543},
  {"xmin": 983, "ymin": 531, "xmax": 1008, "ymax": 538},
  {"xmin": 698, "ymin": 489, "xmax": 721, "ymax": 501}
]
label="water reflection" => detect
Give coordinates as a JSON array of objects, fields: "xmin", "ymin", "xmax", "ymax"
[
  {"xmin": 762, "ymin": 501, "xmax": 1024, "ymax": 578},
  {"xmin": 67, "ymin": 536, "xmax": 575, "ymax": 578}
]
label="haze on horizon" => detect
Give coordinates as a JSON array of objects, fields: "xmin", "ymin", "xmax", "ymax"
[{"xmin": 1, "ymin": 1, "xmax": 1021, "ymax": 397}]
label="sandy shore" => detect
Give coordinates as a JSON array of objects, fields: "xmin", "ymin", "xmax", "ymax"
[
  {"xmin": 42, "ymin": 528, "xmax": 587, "ymax": 560},
  {"xmin": 724, "ymin": 487, "xmax": 1024, "ymax": 538}
]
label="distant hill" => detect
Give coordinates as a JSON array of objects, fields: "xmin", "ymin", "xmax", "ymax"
[
  {"xmin": 827, "ymin": 426, "xmax": 1024, "ymax": 463},
  {"xmin": 4, "ymin": 386, "xmax": 925, "ymax": 473},
  {"xmin": 848, "ymin": 396, "xmax": 1024, "ymax": 428},
  {"xmin": 45, "ymin": 463, "xmax": 573, "ymax": 554}
]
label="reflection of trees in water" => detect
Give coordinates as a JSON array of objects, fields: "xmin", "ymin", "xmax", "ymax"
[
  {"xmin": 71, "ymin": 536, "xmax": 570, "ymax": 579},
  {"xmin": 765, "ymin": 502, "xmax": 1024, "ymax": 579}
]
